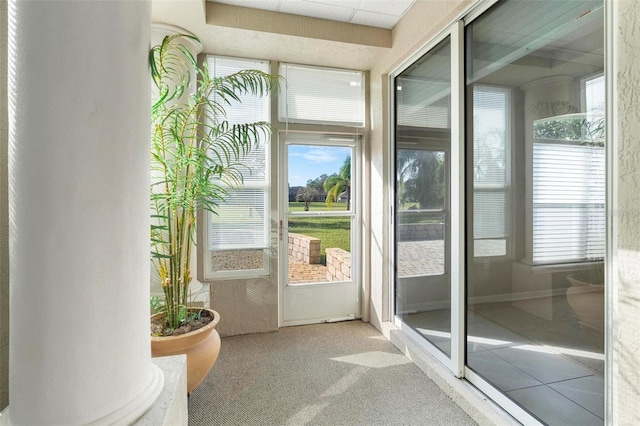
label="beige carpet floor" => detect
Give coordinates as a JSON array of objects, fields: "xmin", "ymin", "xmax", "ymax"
[{"xmin": 188, "ymin": 321, "xmax": 476, "ymax": 426}]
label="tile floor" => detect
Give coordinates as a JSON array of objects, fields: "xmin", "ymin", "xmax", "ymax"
[{"xmin": 402, "ymin": 300, "xmax": 604, "ymax": 425}]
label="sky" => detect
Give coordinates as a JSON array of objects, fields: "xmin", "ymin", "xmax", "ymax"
[{"xmin": 288, "ymin": 145, "xmax": 351, "ymax": 187}]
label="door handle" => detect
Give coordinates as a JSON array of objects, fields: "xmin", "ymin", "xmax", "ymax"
[{"xmin": 279, "ymin": 220, "xmax": 283, "ymax": 241}]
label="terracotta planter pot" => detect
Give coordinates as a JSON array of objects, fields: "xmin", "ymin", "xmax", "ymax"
[
  {"xmin": 151, "ymin": 308, "xmax": 221, "ymax": 393},
  {"xmin": 566, "ymin": 275, "xmax": 604, "ymax": 331}
]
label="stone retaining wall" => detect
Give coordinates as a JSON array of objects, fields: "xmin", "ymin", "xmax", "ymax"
[
  {"xmin": 288, "ymin": 232, "xmax": 321, "ymax": 264},
  {"xmin": 326, "ymin": 248, "xmax": 351, "ymax": 281},
  {"xmin": 397, "ymin": 223, "xmax": 444, "ymax": 241}
]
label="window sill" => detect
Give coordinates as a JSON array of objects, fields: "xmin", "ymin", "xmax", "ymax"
[{"xmin": 519, "ymin": 259, "xmax": 603, "ymax": 274}]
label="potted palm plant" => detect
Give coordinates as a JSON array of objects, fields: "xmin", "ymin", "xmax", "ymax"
[{"xmin": 149, "ymin": 34, "xmax": 279, "ymax": 393}]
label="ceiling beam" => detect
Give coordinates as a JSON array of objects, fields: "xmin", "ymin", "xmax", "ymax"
[{"xmin": 206, "ymin": 2, "xmax": 392, "ymax": 48}]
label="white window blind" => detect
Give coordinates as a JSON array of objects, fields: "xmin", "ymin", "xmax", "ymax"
[
  {"xmin": 208, "ymin": 187, "xmax": 268, "ymax": 250},
  {"xmin": 532, "ymin": 73, "xmax": 605, "ymax": 265},
  {"xmin": 532, "ymin": 141, "xmax": 605, "ymax": 264},
  {"xmin": 206, "ymin": 56, "xmax": 270, "ymax": 255},
  {"xmin": 473, "ymin": 86, "xmax": 510, "ymax": 257},
  {"xmin": 278, "ymin": 63, "xmax": 364, "ymax": 126},
  {"xmin": 396, "ymin": 76, "xmax": 450, "ymax": 128}
]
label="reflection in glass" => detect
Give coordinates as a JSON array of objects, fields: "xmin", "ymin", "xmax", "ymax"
[
  {"xmin": 466, "ymin": 1, "xmax": 605, "ymax": 424},
  {"xmin": 395, "ymin": 37, "xmax": 452, "ymax": 356},
  {"xmin": 397, "ymin": 151, "xmax": 446, "ymax": 277},
  {"xmin": 473, "ymin": 86, "xmax": 510, "ymax": 257}
]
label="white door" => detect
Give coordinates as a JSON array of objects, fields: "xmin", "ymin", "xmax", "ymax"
[{"xmin": 279, "ymin": 134, "xmax": 361, "ymax": 326}]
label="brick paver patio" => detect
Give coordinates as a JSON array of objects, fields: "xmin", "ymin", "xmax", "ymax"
[
  {"xmin": 397, "ymin": 240, "xmax": 445, "ymax": 276},
  {"xmin": 287, "ymin": 239, "xmax": 446, "ymax": 284},
  {"xmin": 288, "ymin": 261, "xmax": 328, "ymax": 284}
]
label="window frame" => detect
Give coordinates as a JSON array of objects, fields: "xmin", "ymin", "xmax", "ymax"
[{"xmin": 203, "ymin": 54, "xmax": 273, "ymax": 280}]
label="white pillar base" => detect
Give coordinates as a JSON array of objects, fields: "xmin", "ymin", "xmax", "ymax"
[
  {"xmin": 0, "ymin": 365, "xmax": 164, "ymax": 426},
  {"xmin": 136, "ymin": 355, "xmax": 188, "ymax": 426},
  {"xmin": 90, "ymin": 364, "xmax": 164, "ymax": 425}
]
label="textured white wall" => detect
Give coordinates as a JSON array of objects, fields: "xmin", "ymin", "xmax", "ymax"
[
  {"xmin": 8, "ymin": 1, "xmax": 156, "ymax": 423},
  {"xmin": 614, "ymin": 0, "xmax": 640, "ymax": 423},
  {"xmin": 210, "ymin": 275, "xmax": 278, "ymax": 336}
]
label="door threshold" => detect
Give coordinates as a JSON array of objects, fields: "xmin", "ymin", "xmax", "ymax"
[{"xmin": 326, "ymin": 314, "xmax": 360, "ymax": 323}]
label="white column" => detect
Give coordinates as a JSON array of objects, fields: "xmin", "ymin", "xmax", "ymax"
[{"xmin": 6, "ymin": 1, "xmax": 162, "ymax": 424}]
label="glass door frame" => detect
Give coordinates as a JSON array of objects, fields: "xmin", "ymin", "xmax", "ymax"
[
  {"xmin": 389, "ymin": 15, "xmax": 549, "ymax": 424},
  {"xmin": 390, "ymin": 0, "xmax": 612, "ymax": 423},
  {"xmin": 389, "ymin": 20, "xmax": 466, "ymax": 377},
  {"xmin": 278, "ymin": 132, "xmax": 363, "ymax": 327}
]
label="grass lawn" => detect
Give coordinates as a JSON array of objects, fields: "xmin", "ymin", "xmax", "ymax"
[
  {"xmin": 397, "ymin": 204, "xmax": 444, "ymax": 224},
  {"xmin": 287, "ymin": 210, "xmax": 351, "ymax": 263},
  {"xmin": 397, "ymin": 213, "xmax": 444, "ymax": 224},
  {"xmin": 288, "ymin": 201, "xmax": 348, "ymax": 212}
]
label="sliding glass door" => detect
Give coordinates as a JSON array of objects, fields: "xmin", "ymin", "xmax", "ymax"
[
  {"xmin": 393, "ymin": 1, "xmax": 605, "ymax": 424},
  {"xmin": 465, "ymin": 2, "xmax": 604, "ymax": 424},
  {"xmin": 395, "ymin": 36, "xmax": 453, "ymax": 360}
]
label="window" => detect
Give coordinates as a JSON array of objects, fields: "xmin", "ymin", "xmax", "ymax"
[
  {"xmin": 532, "ymin": 75, "xmax": 605, "ymax": 264},
  {"xmin": 472, "ymin": 85, "xmax": 511, "ymax": 257},
  {"xmin": 278, "ymin": 63, "xmax": 365, "ymax": 127},
  {"xmin": 205, "ymin": 56, "xmax": 271, "ymax": 278}
]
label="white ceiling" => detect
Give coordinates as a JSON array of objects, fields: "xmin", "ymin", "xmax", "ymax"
[{"xmin": 210, "ymin": 0, "xmax": 416, "ymax": 29}]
